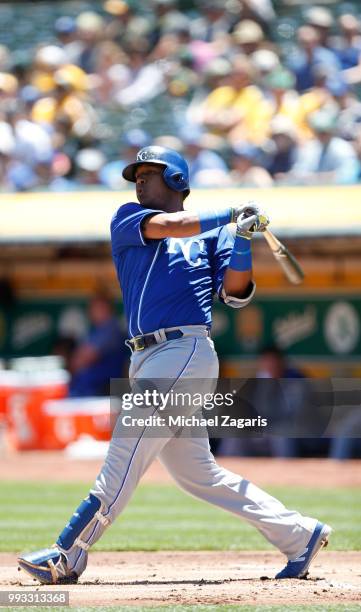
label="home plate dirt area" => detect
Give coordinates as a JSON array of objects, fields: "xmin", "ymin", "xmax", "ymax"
[
  {"xmin": 1, "ymin": 551, "xmax": 360, "ymax": 606},
  {"xmin": 1, "ymin": 454, "xmax": 360, "ymax": 606}
]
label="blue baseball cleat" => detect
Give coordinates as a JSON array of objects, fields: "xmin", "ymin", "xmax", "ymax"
[
  {"xmin": 275, "ymin": 521, "xmax": 332, "ymax": 579},
  {"xmin": 18, "ymin": 547, "xmax": 78, "ymax": 584}
]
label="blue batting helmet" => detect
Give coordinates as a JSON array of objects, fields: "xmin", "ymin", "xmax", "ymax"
[{"xmin": 122, "ymin": 145, "xmax": 190, "ymax": 198}]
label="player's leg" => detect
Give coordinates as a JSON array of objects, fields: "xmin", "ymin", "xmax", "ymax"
[
  {"xmin": 56, "ymin": 335, "xmax": 218, "ymax": 578},
  {"xmin": 18, "ymin": 333, "xmax": 217, "ymax": 583},
  {"xmin": 18, "ymin": 420, "xmax": 170, "ymax": 584},
  {"xmin": 159, "ymin": 431, "xmax": 331, "ymax": 577}
]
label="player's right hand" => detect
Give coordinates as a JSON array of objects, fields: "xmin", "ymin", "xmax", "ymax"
[
  {"xmin": 230, "ymin": 201, "xmax": 262, "ymax": 223},
  {"xmin": 234, "ymin": 201, "xmax": 270, "ymax": 239},
  {"xmin": 252, "ymin": 212, "xmax": 269, "ymax": 233}
]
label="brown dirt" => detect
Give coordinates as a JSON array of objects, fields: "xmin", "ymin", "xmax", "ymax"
[
  {"xmin": 0, "ymin": 451, "xmax": 360, "ymax": 488},
  {"xmin": 1, "ymin": 551, "xmax": 360, "ymax": 607},
  {"xmin": 1, "ymin": 452, "xmax": 360, "ymax": 606}
]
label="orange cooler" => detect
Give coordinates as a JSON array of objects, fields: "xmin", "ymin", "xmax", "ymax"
[
  {"xmin": 42, "ymin": 398, "xmax": 112, "ymax": 449},
  {"xmin": 0, "ymin": 371, "xmax": 22, "ymax": 422},
  {"xmin": 5, "ymin": 371, "xmax": 69, "ymax": 450}
]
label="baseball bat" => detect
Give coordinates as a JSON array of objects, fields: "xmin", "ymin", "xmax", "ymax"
[{"xmin": 262, "ymin": 228, "xmax": 304, "ymax": 285}]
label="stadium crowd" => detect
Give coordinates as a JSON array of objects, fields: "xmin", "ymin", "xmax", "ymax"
[{"xmin": 1, "ymin": 0, "xmax": 361, "ymax": 191}]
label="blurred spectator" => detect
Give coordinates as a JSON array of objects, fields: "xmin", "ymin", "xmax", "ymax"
[
  {"xmin": 229, "ymin": 141, "xmax": 273, "ymax": 187},
  {"xmin": 232, "ymin": 20, "xmax": 265, "ymax": 56},
  {"xmin": 186, "ymin": 57, "xmax": 233, "ymax": 126},
  {"xmin": 48, "ymin": 152, "xmax": 77, "ymax": 191},
  {"xmin": 54, "ymin": 16, "xmax": 79, "ymax": 63},
  {"xmin": 251, "ymin": 48, "xmax": 280, "ymax": 80},
  {"xmin": 153, "ymin": 134, "xmax": 184, "ymax": 152},
  {"xmin": 255, "ymin": 67, "xmax": 302, "ymax": 142},
  {"xmin": 257, "ymin": 344, "xmax": 304, "ymax": 378},
  {"xmin": 290, "ymin": 64, "xmax": 339, "ymax": 141},
  {"xmin": 53, "ymin": 335, "xmax": 77, "ymax": 372},
  {"xmin": 289, "ymin": 109, "xmax": 360, "ymax": 185},
  {"xmin": 335, "ymin": 14, "xmax": 361, "ymax": 86},
  {"xmin": 329, "ymin": 410, "xmax": 361, "ymax": 459},
  {"xmin": 31, "ymin": 65, "xmax": 93, "ymax": 132},
  {"xmin": 91, "ymin": 41, "xmax": 128, "ymax": 104},
  {"xmin": 288, "ymin": 25, "xmax": 341, "ymax": 93},
  {"xmin": 9, "ymin": 51, "xmax": 32, "ymax": 93},
  {"xmin": 0, "ymin": 72, "xmax": 18, "ymax": 101},
  {"xmin": 74, "ymin": 12, "xmax": 105, "ymax": 74},
  {"xmin": 198, "ymin": 55, "xmax": 266, "ymax": 144},
  {"xmin": 217, "ymin": 345, "xmax": 311, "ymax": 458},
  {"xmin": 1, "ymin": 103, "xmax": 53, "ymax": 191},
  {"xmin": 161, "ymin": 46, "xmax": 199, "ymax": 101},
  {"xmin": 266, "ymin": 116, "xmax": 299, "ymax": 180},
  {"xmin": 103, "ymin": 0, "xmax": 134, "ymax": 43},
  {"xmin": 334, "ymin": 14, "xmax": 361, "ymax": 71},
  {"xmin": 304, "ymin": 6, "xmax": 334, "ymax": 49},
  {"xmin": 100, "ymin": 128, "xmax": 151, "ymax": 189},
  {"xmin": 31, "ymin": 45, "xmax": 68, "ymax": 94},
  {"xmin": 253, "ymin": 346, "xmax": 330, "ymax": 458},
  {"xmin": 304, "ymin": 63, "xmax": 339, "ymax": 107},
  {"xmin": 184, "ymin": 132, "xmax": 230, "ymax": 187},
  {"xmin": 328, "ymin": 80, "xmax": 361, "ymax": 140},
  {"xmin": 114, "ymin": 45, "xmax": 165, "ymax": 107},
  {"xmin": 149, "ymin": 0, "xmax": 188, "ymax": 47},
  {"xmin": 69, "ymin": 294, "xmax": 128, "ymax": 397},
  {"xmin": 1, "ymin": 0, "xmax": 361, "ymax": 190},
  {"xmin": 75, "ymin": 148, "xmax": 106, "ymax": 186},
  {"xmin": 238, "ymin": 0, "xmax": 276, "ymax": 34},
  {"xmin": 191, "ymin": 0, "xmax": 236, "ymax": 42}
]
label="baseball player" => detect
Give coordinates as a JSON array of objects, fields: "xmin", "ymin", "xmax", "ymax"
[{"xmin": 18, "ymin": 146, "xmax": 331, "ymax": 584}]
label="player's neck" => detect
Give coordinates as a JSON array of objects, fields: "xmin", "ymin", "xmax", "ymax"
[
  {"xmin": 165, "ymin": 197, "xmax": 184, "ymax": 213},
  {"xmin": 167, "ymin": 204, "xmax": 184, "ymax": 213}
]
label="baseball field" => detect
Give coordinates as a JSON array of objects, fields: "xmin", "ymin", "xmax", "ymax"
[{"xmin": 0, "ymin": 453, "xmax": 360, "ymax": 610}]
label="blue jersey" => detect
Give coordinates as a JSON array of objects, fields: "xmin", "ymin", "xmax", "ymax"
[{"xmin": 110, "ymin": 202, "xmax": 240, "ymax": 337}]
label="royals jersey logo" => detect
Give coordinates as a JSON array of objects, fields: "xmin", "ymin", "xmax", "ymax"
[{"xmin": 167, "ymin": 238, "xmax": 206, "ymax": 267}]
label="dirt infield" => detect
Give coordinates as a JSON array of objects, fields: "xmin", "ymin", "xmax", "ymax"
[
  {"xmin": 0, "ymin": 451, "xmax": 360, "ymax": 488},
  {"xmin": 1, "ymin": 551, "xmax": 360, "ymax": 607},
  {"xmin": 1, "ymin": 453, "xmax": 360, "ymax": 607}
]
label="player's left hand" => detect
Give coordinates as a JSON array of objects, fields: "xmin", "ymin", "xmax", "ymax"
[{"xmin": 252, "ymin": 211, "xmax": 269, "ymax": 232}]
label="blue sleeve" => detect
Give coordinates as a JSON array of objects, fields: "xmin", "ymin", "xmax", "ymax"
[
  {"xmin": 210, "ymin": 226, "xmax": 235, "ymax": 296},
  {"xmin": 210, "ymin": 226, "xmax": 256, "ymax": 308},
  {"xmin": 110, "ymin": 202, "xmax": 161, "ymax": 254}
]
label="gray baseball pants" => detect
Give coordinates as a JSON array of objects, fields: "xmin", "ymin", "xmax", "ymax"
[{"xmin": 57, "ymin": 326, "xmax": 317, "ymax": 577}]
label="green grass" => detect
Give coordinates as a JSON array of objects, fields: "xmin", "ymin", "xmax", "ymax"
[{"xmin": 0, "ymin": 482, "xmax": 359, "ymax": 553}]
